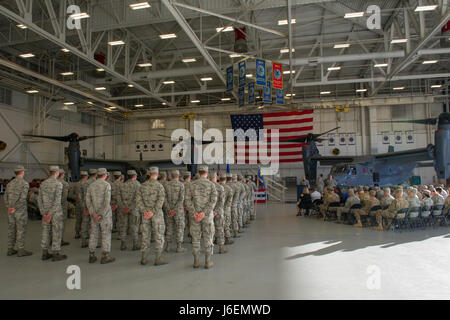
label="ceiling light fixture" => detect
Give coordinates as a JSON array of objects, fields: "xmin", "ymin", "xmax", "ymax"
[
  {"xmin": 327, "ymin": 66, "xmax": 341, "ymax": 71},
  {"xmin": 95, "ymin": 87, "xmax": 106, "ymax": 91},
  {"xmin": 280, "ymin": 48, "xmax": 295, "ymax": 53},
  {"xmin": 182, "ymin": 58, "xmax": 197, "ymax": 63},
  {"xmin": 135, "ymin": 104, "xmax": 143, "ymax": 107},
  {"xmin": 64, "ymin": 102, "xmax": 75, "ymax": 105},
  {"xmin": 138, "ymin": 62, "xmax": 152, "ymax": 67},
  {"xmin": 108, "ymin": 40, "xmax": 125, "ymax": 46},
  {"xmin": 391, "ymin": 39, "xmax": 408, "ymax": 44},
  {"xmin": 229, "ymin": 53, "xmax": 242, "ymax": 58},
  {"xmin": 201, "ymin": 77, "xmax": 213, "ymax": 81},
  {"xmin": 221, "ymin": 98, "xmax": 231, "ymax": 101},
  {"xmin": 374, "ymin": 63, "xmax": 388, "ymax": 67},
  {"xmin": 320, "ymin": 91, "xmax": 331, "ymax": 95},
  {"xmin": 129, "ymin": 2, "xmax": 151, "ymax": 10},
  {"xmin": 283, "ymin": 70, "xmax": 295, "ymax": 74},
  {"xmin": 17, "ymin": 24, "xmax": 27, "ymax": 29},
  {"xmin": 60, "ymin": 72, "xmax": 74, "ymax": 76},
  {"xmin": 356, "ymin": 88, "xmax": 367, "ymax": 92},
  {"xmin": 19, "ymin": 53, "xmax": 34, "ymax": 58},
  {"xmin": 414, "ymin": 5, "xmax": 438, "ymax": 12},
  {"xmin": 216, "ymin": 26, "xmax": 234, "ymax": 32},
  {"xmin": 278, "ymin": 19, "xmax": 296, "ymax": 25},
  {"xmin": 344, "ymin": 12, "xmax": 364, "ymax": 18},
  {"xmin": 70, "ymin": 13, "xmax": 90, "ymax": 20},
  {"xmin": 333, "ymin": 43, "xmax": 350, "ymax": 48},
  {"xmin": 159, "ymin": 33, "xmax": 177, "ymax": 39},
  {"xmin": 96, "ymin": 68, "xmax": 105, "ymax": 72},
  {"xmin": 393, "ymin": 86, "xmax": 405, "ymax": 90},
  {"xmin": 191, "ymin": 100, "xmax": 200, "ymax": 103},
  {"xmin": 431, "ymin": 84, "xmax": 442, "ymax": 88},
  {"xmin": 163, "ymin": 80, "xmax": 175, "ymax": 84},
  {"xmin": 422, "ymin": 60, "xmax": 438, "ymax": 64},
  {"xmin": 26, "ymin": 90, "xmax": 39, "ymax": 94},
  {"xmin": 128, "ymin": 84, "xmax": 134, "ymax": 87},
  {"xmin": 61, "ymin": 48, "xmax": 70, "ymax": 53}
]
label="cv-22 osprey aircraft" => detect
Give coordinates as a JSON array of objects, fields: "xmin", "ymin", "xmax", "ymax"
[{"xmin": 282, "ymin": 112, "xmax": 450, "ymax": 187}]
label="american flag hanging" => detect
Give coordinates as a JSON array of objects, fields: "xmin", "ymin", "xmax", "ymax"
[{"xmin": 230, "ymin": 110, "xmax": 314, "ymax": 163}]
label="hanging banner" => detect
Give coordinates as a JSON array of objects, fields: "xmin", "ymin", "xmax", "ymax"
[
  {"xmin": 226, "ymin": 66, "xmax": 233, "ymax": 92},
  {"xmin": 238, "ymin": 60, "xmax": 246, "ymax": 88},
  {"xmin": 272, "ymin": 62, "xmax": 283, "ymax": 89},
  {"xmin": 276, "ymin": 89, "xmax": 284, "ymax": 105},
  {"xmin": 239, "ymin": 86, "xmax": 245, "ymax": 106},
  {"xmin": 256, "ymin": 59, "xmax": 266, "ymax": 86},
  {"xmin": 263, "ymin": 81, "xmax": 272, "ymax": 103},
  {"xmin": 248, "ymin": 82, "xmax": 255, "ymax": 104}
]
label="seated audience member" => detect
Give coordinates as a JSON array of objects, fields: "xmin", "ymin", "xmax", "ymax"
[
  {"xmin": 297, "ymin": 188, "xmax": 313, "ymax": 217},
  {"xmin": 335, "ymin": 188, "xmax": 360, "ymax": 222},
  {"xmin": 353, "ymin": 190, "xmax": 380, "ymax": 228},
  {"xmin": 310, "ymin": 188, "xmax": 321, "ymax": 202},
  {"xmin": 373, "ymin": 189, "xmax": 409, "ymax": 231}
]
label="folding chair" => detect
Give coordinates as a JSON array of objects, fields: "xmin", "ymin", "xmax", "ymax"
[
  {"xmin": 391, "ymin": 208, "xmax": 409, "ymax": 232},
  {"xmin": 325, "ymin": 202, "xmax": 341, "ymax": 221},
  {"xmin": 366, "ymin": 205, "xmax": 382, "ymax": 227},
  {"xmin": 310, "ymin": 199, "xmax": 323, "ymax": 217},
  {"xmin": 344, "ymin": 203, "xmax": 362, "ymax": 225},
  {"xmin": 419, "ymin": 206, "xmax": 432, "ymax": 229},
  {"xmin": 405, "ymin": 207, "xmax": 421, "ymax": 230},
  {"xmin": 431, "ymin": 205, "xmax": 446, "ymax": 228}
]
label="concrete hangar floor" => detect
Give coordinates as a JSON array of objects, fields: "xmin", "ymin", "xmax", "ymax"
[{"xmin": 0, "ymin": 199, "xmax": 449, "ymax": 300}]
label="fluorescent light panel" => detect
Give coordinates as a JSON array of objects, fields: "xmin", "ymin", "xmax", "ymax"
[
  {"xmin": 17, "ymin": 24, "xmax": 27, "ymax": 29},
  {"xmin": 138, "ymin": 62, "xmax": 152, "ymax": 67},
  {"xmin": 393, "ymin": 87, "xmax": 405, "ymax": 90},
  {"xmin": 356, "ymin": 89, "xmax": 367, "ymax": 92},
  {"xmin": 422, "ymin": 60, "xmax": 438, "ymax": 64},
  {"xmin": 163, "ymin": 80, "xmax": 175, "ymax": 84},
  {"xmin": 108, "ymin": 40, "xmax": 125, "ymax": 46},
  {"xmin": 201, "ymin": 77, "xmax": 213, "ymax": 81},
  {"xmin": 95, "ymin": 87, "xmax": 106, "ymax": 91},
  {"xmin": 374, "ymin": 63, "xmax": 388, "ymax": 67},
  {"xmin": 283, "ymin": 70, "xmax": 295, "ymax": 74},
  {"xmin": 278, "ymin": 19, "xmax": 296, "ymax": 25},
  {"xmin": 320, "ymin": 91, "xmax": 331, "ymax": 94},
  {"xmin": 414, "ymin": 5, "xmax": 437, "ymax": 12},
  {"xmin": 159, "ymin": 33, "xmax": 177, "ymax": 39},
  {"xmin": 327, "ymin": 66, "xmax": 341, "ymax": 71},
  {"xmin": 60, "ymin": 72, "xmax": 74, "ymax": 76},
  {"xmin": 431, "ymin": 85, "xmax": 442, "ymax": 88},
  {"xmin": 64, "ymin": 102, "xmax": 74, "ymax": 105},
  {"xmin": 221, "ymin": 98, "xmax": 231, "ymax": 101},
  {"xmin": 344, "ymin": 12, "xmax": 364, "ymax": 18},
  {"xmin": 191, "ymin": 100, "xmax": 200, "ymax": 103},
  {"xmin": 61, "ymin": 48, "xmax": 70, "ymax": 53},
  {"xmin": 26, "ymin": 90, "xmax": 39, "ymax": 93},
  {"xmin": 229, "ymin": 54, "xmax": 242, "ymax": 58},
  {"xmin": 70, "ymin": 13, "xmax": 90, "ymax": 20},
  {"xmin": 216, "ymin": 26, "xmax": 234, "ymax": 32},
  {"xmin": 182, "ymin": 58, "xmax": 196, "ymax": 63},
  {"xmin": 333, "ymin": 43, "xmax": 350, "ymax": 48},
  {"xmin": 96, "ymin": 68, "xmax": 104, "ymax": 72},
  {"xmin": 129, "ymin": 2, "xmax": 151, "ymax": 10},
  {"xmin": 391, "ymin": 39, "xmax": 408, "ymax": 44},
  {"xmin": 19, "ymin": 53, "xmax": 34, "ymax": 58},
  {"xmin": 280, "ymin": 48, "xmax": 295, "ymax": 53},
  {"xmin": 135, "ymin": 104, "xmax": 143, "ymax": 107}
]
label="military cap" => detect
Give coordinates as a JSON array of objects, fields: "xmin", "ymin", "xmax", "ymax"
[
  {"xmin": 369, "ymin": 190, "xmax": 377, "ymax": 196},
  {"xmin": 406, "ymin": 186, "xmax": 415, "ymax": 193},
  {"xmin": 160, "ymin": 171, "xmax": 167, "ymax": 177},
  {"xmin": 429, "ymin": 186, "xmax": 436, "ymax": 192},
  {"xmin": 13, "ymin": 165, "xmax": 25, "ymax": 172},
  {"xmin": 220, "ymin": 173, "xmax": 227, "ymax": 179},
  {"xmin": 237, "ymin": 174, "xmax": 243, "ymax": 180},
  {"xmin": 59, "ymin": 168, "xmax": 65, "ymax": 174},
  {"xmin": 80, "ymin": 171, "xmax": 88, "ymax": 176},
  {"xmin": 97, "ymin": 168, "xmax": 108, "ymax": 175},
  {"xmin": 209, "ymin": 171, "xmax": 217, "ymax": 179},
  {"xmin": 49, "ymin": 165, "xmax": 60, "ymax": 172},
  {"xmin": 232, "ymin": 174, "xmax": 237, "ymax": 179},
  {"xmin": 148, "ymin": 167, "xmax": 159, "ymax": 174},
  {"xmin": 183, "ymin": 171, "xmax": 191, "ymax": 178},
  {"xmin": 127, "ymin": 170, "xmax": 137, "ymax": 176},
  {"xmin": 88, "ymin": 168, "xmax": 97, "ymax": 175},
  {"xmin": 198, "ymin": 165, "xmax": 209, "ymax": 172},
  {"xmin": 171, "ymin": 169, "xmax": 180, "ymax": 176},
  {"xmin": 113, "ymin": 171, "xmax": 122, "ymax": 176},
  {"xmin": 422, "ymin": 190, "xmax": 431, "ymax": 196},
  {"xmin": 226, "ymin": 173, "xmax": 232, "ymax": 178},
  {"xmin": 383, "ymin": 187, "xmax": 391, "ymax": 193}
]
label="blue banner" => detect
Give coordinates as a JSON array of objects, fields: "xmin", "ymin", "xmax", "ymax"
[
  {"xmin": 256, "ymin": 59, "xmax": 266, "ymax": 86},
  {"xmin": 238, "ymin": 60, "xmax": 246, "ymax": 88},
  {"xmin": 276, "ymin": 89, "xmax": 284, "ymax": 105},
  {"xmin": 263, "ymin": 81, "xmax": 272, "ymax": 103},
  {"xmin": 239, "ymin": 86, "xmax": 245, "ymax": 106},
  {"xmin": 226, "ymin": 66, "xmax": 233, "ymax": 92},
  {"xmin": 248, "ymin": 82, "xmax": 255, "ymax": 104}
]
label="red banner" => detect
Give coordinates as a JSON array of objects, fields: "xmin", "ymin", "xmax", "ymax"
[{"xmin": 272, "ymin": 62, "xmax": 283, "ymax": 90}]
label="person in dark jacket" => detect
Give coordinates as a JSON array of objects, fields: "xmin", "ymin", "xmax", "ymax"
[{"xmin": 297, "ymin": 188, "xmax": 313, "ymax": 216}]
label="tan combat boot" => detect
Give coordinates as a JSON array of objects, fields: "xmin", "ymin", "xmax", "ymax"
[
  {"xmin": 233, "ymin": 231, "xmax": 240, "ymax": 238},
  {"xmin": 218, "ymin": 246, "xmax": 228, "ymax": 254},
  {"xmin": 89, "ymin": 251, "xmax": 97, "ymax": 263},
  {"xmin": 52, "ymin": 251, "xmax": 67, "ymax": 261},
  {"xmin": 224, "ymin": 237, "xmax": 234, "ymax": 245},
  {"xmin": 17, "ymin": 249, "xmax": 33, "ymax": 257},
  {"xmin": 154, "ymin": 254, "xmax": 168, "ymax": 266},
  {"xmin": 193, "ymin": 255, "xmax": 200, "ymax": 268},
  {"xmin": 373, "ymin": 224, "xmax": 384, "ymax": 231},
  {"xmin": 100, "ymin": 252, "xmax": 115, "ymax": 264},
  {"xmin": 140, "ymin": 252, "xmax": 148, "ymax": 265},
  {"xmin": 204, "ymin": 255, "xmax": 214, "ymax": 269},
  {"xmin": 176, "ymin": 242, "xmax": 186, "ymax": 253},
  {"xmin": 41, "ymin": 249, "xmax": 52, "ymax": 260},
  {"xmin": 7, "ymin": 248, "xmax": 18, "ymax": 256},
  {"xmin": 354, "ymin": 220, "xmax": 363, "ymax": 228}
]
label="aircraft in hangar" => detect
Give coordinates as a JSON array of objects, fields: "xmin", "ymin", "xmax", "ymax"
[{"xmin": 283, "ymin": 112, "xmax": 450, "ymax": 187}]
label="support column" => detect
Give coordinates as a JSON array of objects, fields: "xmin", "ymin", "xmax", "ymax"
[{"xmin": 368, "ymin": 106, "xmax": 378, "ymax": 155}]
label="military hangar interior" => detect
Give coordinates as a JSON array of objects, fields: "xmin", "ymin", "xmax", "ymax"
[{"xmin": 0, "ymin": 0, "xmax": 449, "ymax": 300}]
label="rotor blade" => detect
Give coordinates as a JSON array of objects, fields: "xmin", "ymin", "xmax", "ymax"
[
  {"xmin": 157, "ymin": 134, "xmax": 172, "ymax": 139},
  {"xmin": 78, "ymin": 134, "xmax": 122, "ymax": 141},
  {"xmin": 22, "ymin": 134, "xmax": 70, "ymax": 142},
  {"xmin": 314, "ymin": 127, "xmax": 340, "ymax": 139},
  {"xmin": 279, "ymin": 136, "xmax": 307, "ymax": 143},
  {"xmin": 374, "ymin": 118, "xmax": 438, "ymax": 125}
]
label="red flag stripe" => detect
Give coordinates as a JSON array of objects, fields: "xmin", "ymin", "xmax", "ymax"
[
  {"xmin": 263, "ymin": 118, "xmax": 314, "ymax": 126},
  {"xmin": 263, "ymin": 110, "xmax": 314, "ymax": 118}
]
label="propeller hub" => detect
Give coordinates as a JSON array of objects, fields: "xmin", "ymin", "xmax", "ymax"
[
  {"xmin": 68, "ymin": 133, "xmax": 79, "ymax": 142},
  {"xmin": 439, "ymin": 112, "xmax": 450, "ymax": 125}
]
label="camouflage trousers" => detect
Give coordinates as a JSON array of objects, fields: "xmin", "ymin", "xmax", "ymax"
[
  {"xmin": 7, "ymin": 209, "xmax": 28, "ymax": 250},
  {"xmin": 141, "ymin": 214, "xmax": 165, "ymax": 255},
  {"xmin": 89, "ymin": 214, "xmax": 112, "ymax": 253},
  {"xmin": 112, "ymin": 208, "xmax": 118, "ymax": 231},
  {"xmin": 376, "ymin": 210, "xmax": 405, "ymax": 227},
  {"xmin": 61, "ymin": 201, "xmax": 68, "ymax": 240},
  {"xmin": 214, "ymin": 211, "xmax": 225, "ymax": 246},
  {"xmin": 223, "ymin": 206, "xmax": 232, "ymax": 238},
  {"xmin": 237, "ymin": 203, "xmax": 244, "ymax": 228},
  {"xmin": 185, "ymin": 210, "xmax": 190, "ymax": 236},
  {"xmin": 74, "ymin": 202, "xmax": 82, "ymax": 234},
  {"xmin": 231, "ymin": 205, "xmax": 240, "ymax": 232},
  {"xmin": 165, "ymin": 209, "xmax": 185, "ymax": 244},
  {"xmin": 41, "ymin": 213, "xmax": 63, "ymax": 251},
  {"xmin": 250, "ymin": 200, "xmax": 256, "ymax": 219},
  {"xmin": 81, "ymin": 210, "xmax": 91, "ymax": 241},
  {"xmin": 190, "ymin": 214, "xmax": 215, "ymax": 257},
  {"xmin": 120, "ymin": 211, "xmax": 140, "ymax": 244}
]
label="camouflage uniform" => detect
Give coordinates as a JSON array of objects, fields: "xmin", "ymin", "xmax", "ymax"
[
  {"xmin": 58, "ymin": 173, "xmax": 69, "ymax": 242},
  {"xmin": 229, "ymin": 176, "xmax": 241, "ymax": 236},
  {"xmin": 72, "ymin": 172, "xmax": 87, "ymax": 238},
  {"xmin": 222, "ymin": 179, "xmax": 233, "ymax": 241},
  {"xmin": 319, "ymin": 189, "xmax": 340, "ymax": 219},
  {"xmin": 118, "ymin": 175, "xmax": 141, "ymax": 249},
  {"xmin": 242, "ymin": 182, "xmax": 251, "ymax": 225},
  {"xmin": 80, "ymin": 173, "xmax": 97, "ymax": 246},
  {"xmin": 213, "ymin": 180, "xmax": 225, "ymax": 248},
  {"xmin": 183, "ymin": 174, "xmax": 192, "ymax": 238},
  {"xmin": 247, "ymin": 179, "xmax": 257, "ymax": 220},
  {"xmin": 137, "ymin": 177, "xmax": 166, "ymax": 261},
  {"xmin": 110, "ymin": 173, "xmax": 122, "ymax": 234},
  {"xmin": 38, "ymin": 175, "xmax": 63, "ymax": 252},
  {"xmin": 353, "ymin": 191, "xmax": 380, "ymax": 227},
  {"xmin": 163, "ymin": 176, "xmax": 185, "ymax": 250},
  {"xmin": 335, "ymin": 193, "xmax": 360, "ymax": 221},
  {"xmin": 86, "ymin": 177, "xmax": 113, "ymax": 254},
  {"xmin": 380, "ymin": 194, "xmax": 395, "ymax": 208},
  {"xmin": 431, "ymin": 193, "xmax": 445, "ymax": 206},
  {"xmin": 186, "ymin": 169, "xmax": 218, "ymax": 266},
  {"xmin": 5, "ymin": 175, "xmax": 29, "ymax": 252},
  {"xmin": 375, "ymin": 197, "xmax": 409, "ymax": 229},
  {"xmin": 237, "ymin": 178, "xmax": 246, "ymax": 228}
]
